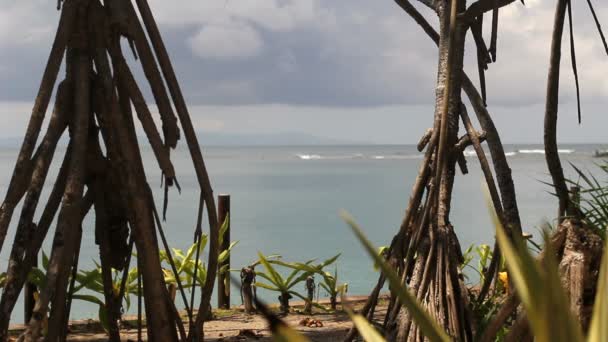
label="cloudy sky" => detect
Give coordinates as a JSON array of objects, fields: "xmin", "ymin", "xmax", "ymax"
[{"xmin": 0, "ymin": 0, "xmax": 607, "ymax": 144}]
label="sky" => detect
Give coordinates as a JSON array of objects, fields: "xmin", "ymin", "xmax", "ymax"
[{"xmin": 0, "ymin": 0, "xmax": 607, "ymax": 144}]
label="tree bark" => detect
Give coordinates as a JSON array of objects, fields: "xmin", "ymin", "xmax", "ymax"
[
  {"xmin": 391, "ymin": 1, "xmax": 473, "ymax": 340},
  {"xmin": 0, "ymin": 0, "xmax": 75, "ymax": 254},
  {"xmin": 544, "ymin": 0, "xmax": 570, "ymax": 220}
]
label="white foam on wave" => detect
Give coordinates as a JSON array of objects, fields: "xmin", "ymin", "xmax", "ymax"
[
  {"xmin": 518, "ymin": 149, "xmax": 544, "ymax": 154},
  {"xmin": 517, "ymin": 149, "xmax": 575, "ymax": 154},
  {"xmin": 297, "ymin": 154, "xmax": 322, "ymax": 160},
  {"xmin": 464, "ymin": 150, "xmax": 518, "ymax": 157},
  {"xmin": 297, "ymin": 153, "xmax": 424, "ymax": 160},
  {"xmin": 372, "ymin": 154, "xmax": 423, "ymax": 160}
]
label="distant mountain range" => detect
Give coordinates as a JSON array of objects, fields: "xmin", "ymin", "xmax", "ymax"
[
  {"xmin": 0, "ymin": 134, "xmax": 602, "ymax": 148},
  {"xmin": 196, "ymin": 131, "xmax": 365, "ymax": 146},
  {"xmin": 0, "ymin": 132, "xmax": 365, "ymax": 148}
]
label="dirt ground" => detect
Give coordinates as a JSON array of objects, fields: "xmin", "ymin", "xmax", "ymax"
[{"xmin": 8, "ymin": 295, "xmax": 389, "ymax": 341}]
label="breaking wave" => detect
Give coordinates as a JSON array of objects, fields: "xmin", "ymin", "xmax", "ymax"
[
  {"xmin": 295, "ymin": 153, "xmax": 423, "ymax": 160},
  {"xmin": 517, "ymin": 149, "xmax": 575, "ymax": 154}
]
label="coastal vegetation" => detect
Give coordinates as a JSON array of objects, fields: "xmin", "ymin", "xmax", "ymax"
[{"xmin": 0, "ymin": 0, "xmax": 606, "ymax": 341}]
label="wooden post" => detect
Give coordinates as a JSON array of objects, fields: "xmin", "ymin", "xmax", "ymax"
[
  {"xmin": 217, "ymin": 194, "xmax": 230, "ymax": 309},
  {"xmin": 24, "ymin": 258, "xmax": 37, "ymax": 323}
]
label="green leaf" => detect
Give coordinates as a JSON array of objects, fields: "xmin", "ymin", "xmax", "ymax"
[
  {"xmin": 319, "ymin": 254, "xmax": 341, "ymax": 268},
  {"xmin": 319, "ymin": 283, "xmax": 332, "ymax": 295},
  {"xmin": 27, "ymin": 268, "xmax": 46, "ymax": 289},
  {"xmin": 255, "ymin": 271, "xmax": 276, "ymax": 284},
  {"xmin": 374, "ymin": 247, "xmax": 389, "ymax": 271},
  {"xmin": 588, "ymin": 234, "xmax": 608, "ymax": 341},
  {"xmin": 340, "ymin": 210, "xmax": 450, "ymax": 342},
  {"xmin": 218, "ymin": 241, "xmax": 239, "ymax": 264},
  {"xmin": 287, "ymin": 270, "xmax": 315, "ymax": 290},
  {"xmin": 219, "ymin": 213, "xmax": 230, "ymax": 246},
  {"xmin": 257, "ymin": 252, "xmax": 284, "ymax": 289},
  {"xmin": 72, "ymin": 294, "xmax": 105, "ymax": 306},
  {"xmin": 42, "ymin": 251, "xmax": 49, "ymax": 271},
  {"xmin": 98, "ymin": 304, "xmax": 109, "ymax": 332},
  {"xmin": 73, "ymin": 269, "xmax": 102, "ymax": 294},
  {"xmin": 254, "ymin": 281, "xmax": 280, "ymax": 292},
  {"xmin": 218, "ymin": 264, "xmax": 230, "ymax": 275},
  {"xmin": 288, "ymin": 290, "xmax": 327, "ymax": 312}
]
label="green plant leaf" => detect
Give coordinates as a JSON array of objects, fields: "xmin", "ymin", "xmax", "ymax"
[
  {"xmin": 286, "ymin": 269, "xmax": 315, "ymax": 290},
  {"xmin": 42, "ymin": 251, "xmax": 49, "ymax": 271},
  {"xmin": 257, "ymin": 252, "xmax": 284, "ymax": 289},
  {"xmin": 254, "ymin": 281, "xmax": 280, "ymax": 292},
  {"xmin": 218, "ymin": 241, "xmax": 239, "ymax": 264},
  {"xmin": 219, "ymin": 214, "xmax": 230, "ymax": 246},
  {"xmin": 27, "ymin": 268, "xmax": 46, "ymax": 290},
  {"xmin": 588, "ymin": 234, "xmax": 608, "ymax": 341},
  {"xmin": 72, "ymin": 294, "xmax": 105, "ymax": 306},
  {"xmin": 98, "ymin": 304, "xmax": 109, "ymax": 332},
  {"xmin": 288, "ymin": 290, "xmax": 327, "ymax": 312},
  {"xmin": 73, "ymin": 269, "xmax": 102, "ymax": 294},
  {"xmin": 255, "ymin": 271, "xmax": 277, "ymax": 285},
  {"xmin": 319, "ymin": 282, "xmax": 331, "ymax": 294}
]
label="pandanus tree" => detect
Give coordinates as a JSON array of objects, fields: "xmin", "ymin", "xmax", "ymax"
[
  {"xmin": 0, "ymin": 0, "xmax": 219, "ymax": 341},
  {"xmin": 347, "ymin": 0, "xmax": 607, "ymax": 341},
  {"xmin": 536, "ymin": 0, "xmax": 607, "ymax": 338}
]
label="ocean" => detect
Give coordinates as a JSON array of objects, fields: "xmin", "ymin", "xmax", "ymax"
[{"xmin": 0, "ymin": 144, "xmax": 604, "ymax": 323}]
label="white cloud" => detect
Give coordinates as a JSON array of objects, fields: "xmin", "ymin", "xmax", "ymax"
[
  {"xmin": 188, "ymin": 22, "xmax": 263, "ymax": 59},
  {"xmin": 148, "ymin": 0, "xmax": 332, "ymax": 32},
  {"xmin": 0, "ymin": 1, "xmax": 55, "ymax": 48}
]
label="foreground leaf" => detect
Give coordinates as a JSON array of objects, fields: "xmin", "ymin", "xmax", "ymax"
[{"xmin": 588, "ymin": 232, "xmax": 608, "ymax": 341}]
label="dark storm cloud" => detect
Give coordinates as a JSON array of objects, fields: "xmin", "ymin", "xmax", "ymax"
[
  {"xmin": 0, "ymin": 0, "xmax": 607, "ymax": 143},
  {"xmin": 0, "ymin": 0, "xmax": 440, "ymax": 106}
]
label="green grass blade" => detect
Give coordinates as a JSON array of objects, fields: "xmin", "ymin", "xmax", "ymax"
[
  {"xmin": 257, "ymin": 252, "xmax": 285, "ymax": 289},
  {"xmin": 588, "ymin": 236, "xmax": 608, "ymax": 342}
]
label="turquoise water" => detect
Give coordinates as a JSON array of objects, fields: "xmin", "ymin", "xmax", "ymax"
[{"xmin": 0, "ymin": 144, "xmax": 603, "ymax": 323}]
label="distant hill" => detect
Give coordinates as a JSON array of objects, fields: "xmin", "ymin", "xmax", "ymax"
[
  {"xmin": 195, "ymin": 131, "xmax": 366, "ymax": 146},
  {"xmin": 0, "ymin": 132, "xmax": 366, "ymax": 148}
]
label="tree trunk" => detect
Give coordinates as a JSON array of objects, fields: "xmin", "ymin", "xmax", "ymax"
[
  {"xmin": 557, "ymin": 219, "xmax": 603, "ymax": 332},
  {"xmin": 544, "ymin": 0, "xmax": 570, "ymax": 221},
  {"xmin": 390, "ymin": 0, "xmax": 473, "ymax": 340}
]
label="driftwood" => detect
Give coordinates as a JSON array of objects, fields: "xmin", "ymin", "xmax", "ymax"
[{"xmin": 0, "ymin": 1, "xmax": 218, "ymax": 341}]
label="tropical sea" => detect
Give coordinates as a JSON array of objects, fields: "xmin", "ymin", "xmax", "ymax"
[{"xmin": 0, "ymin": 143, "xmax": 605, "ymax": 323}]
